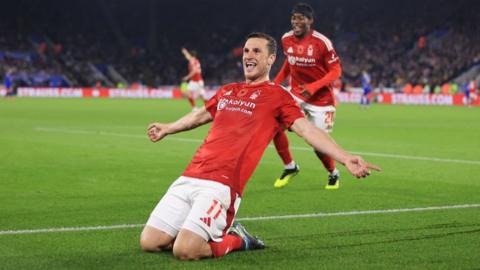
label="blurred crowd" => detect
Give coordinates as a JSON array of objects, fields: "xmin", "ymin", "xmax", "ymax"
[
  {"xmin": 336, "ymin": 0, "xmax": 480, "ymax": 90},
  {"xmin": 1, "ymin": 0, "xmax": 479, "ymax": 91}
]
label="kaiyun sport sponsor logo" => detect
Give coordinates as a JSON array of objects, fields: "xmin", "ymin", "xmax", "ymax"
[
  {"xmin": 217, "ymin": 98, "xmax": 256, "ymax": 116},
  {"xmin": 287, "ymin": 55, "xmax": 316, "ymax": 67}
]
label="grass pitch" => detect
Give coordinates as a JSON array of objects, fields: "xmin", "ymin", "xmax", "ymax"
[{"xmin": 1, "ymin": 98, "xmax": 479, "ymax": 269}]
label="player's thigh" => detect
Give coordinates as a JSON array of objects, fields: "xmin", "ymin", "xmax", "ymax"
[
  {"xmin": 145, "ymin": 178, "xmax": 192, "ymax": 239},
  {"xmin": 304, "ymin": 105, "xmax": 336, "ymax": 132},
  {"xmin": 198, "ymin": 81, "xmax": 206, "ymax": 96},
  {"xmin": 182, "ymin": 181, "xmax": 241, "ymax": 243}
]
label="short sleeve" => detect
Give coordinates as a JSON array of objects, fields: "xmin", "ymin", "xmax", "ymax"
[
  {"xmin": 205, "ymin": 87, "xmax": 229, "ymax": 118},
  {"xmin": 313, "ymin": 33, "xmax": 340, "ymax": 68},
  {"xmin": 276, "ymin": 90, "xmax": 304, "ymax": 129},
  {"xmin": 205, "ymin": 87, "xmax": 222, "ymax": 118},
  {"xmin": 324, "ymin": 49, "xmax": 341, "ymax": 67}
]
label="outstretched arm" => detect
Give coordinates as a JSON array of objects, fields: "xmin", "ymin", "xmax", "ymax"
[
  {"xmin": 181, "ymin": 48, "xmax": 193, "ymax": 61},
  {"xmin": 147, "ymin": 107, "xmax": 213, "ymax": 142},
  {"xmin": 181, "ymin": 48, "xmax": 200, "ymax": 81},
  {"xmin": 290, "ymin": 118, "xmax": 380, "ymax": 178}
]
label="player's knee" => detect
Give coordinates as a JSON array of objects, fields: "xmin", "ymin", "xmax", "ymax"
[
  {"xmin": 172, "ymin": 243, "xmax": 201, "ymax": 260},
  {"xmin": 139, "ymin": 227, "xmax": 172, "ymax": 252},
  {"xmin": 139, "ymin": 234, "xmax": 160, "ymax": 252}
]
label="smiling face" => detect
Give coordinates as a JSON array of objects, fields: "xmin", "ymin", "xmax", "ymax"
[
  {"xmin": 291, "ymin": 13, "xmax": 313, "ymax": 38},
  {"xmin": 243, "ymin": 37, "xmax": 276, "ymax": 84}
]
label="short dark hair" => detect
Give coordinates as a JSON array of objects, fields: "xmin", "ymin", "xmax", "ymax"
[
  {"xmin": 245, "ymin": 32, "xmax": 277, "ymax": 55},
  {"xmin": 190, "ymin": 50, "xmax": 197, "ymax": 57},
  {"xmin": 292, "ymin": 3, "xmax": 314, "ymax": 19}
]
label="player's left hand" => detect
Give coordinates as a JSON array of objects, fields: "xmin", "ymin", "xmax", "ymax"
[
  {"xmin": 147, "ymin": 123, "xmax": 169, "ymax": 142},
  {"xmin": 344, "ymin": 155, "xmax": 381, "ymax": 178}
]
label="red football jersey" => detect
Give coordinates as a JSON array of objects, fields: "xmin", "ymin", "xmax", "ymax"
[
  {"xmin": 182, "ymin": 81, "xmax": 304, "ymax": 196},
  {"xmin": 281, "ymin": 30, "xmax": 341, "ymax": 106},
  {"xmin": 188, "ymin": 58, "xmax": 203, "ymax": 81},
  {"xmin": 469, "ymin": 80, "xmax": 477, "ymax": 94}
]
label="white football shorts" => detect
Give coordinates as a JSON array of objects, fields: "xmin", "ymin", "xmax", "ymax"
[
  {"xmin": 291, "ymin": 94, "xmax": 336, "ymax": 132},
  {"xmin": 187, "ymin": 80, "xmax": 206, "ymax": 98},
  {"xmin": 146, "ymin": 176, "xmax": 241, "ymax": 242}
]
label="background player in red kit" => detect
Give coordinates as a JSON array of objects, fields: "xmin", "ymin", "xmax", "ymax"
[
  {"xmin": 273, "ymin": 3, "xmax": 343, "ymax": 190},
  {"xmin": 181, "ymin": 47, "xmax": 208, "ymax": 110},
  {"xmin": 141, "ymin": 32, "xmax": 380, "ymax": 260}
]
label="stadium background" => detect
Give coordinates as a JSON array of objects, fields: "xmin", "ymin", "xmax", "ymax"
[
  {"xmin": 1, "ymin": 0, "xmax": 479, "ymax": 100},
  {"xmin": 1, "ymin": 1, "xmax": 479, "ymax": 269}
]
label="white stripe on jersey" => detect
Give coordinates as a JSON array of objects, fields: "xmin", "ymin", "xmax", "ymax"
[
  {"xmin": 312, "ymin": 31, "xmax": 334, "ymax": 51},
  {"xmin": 282, "ymin": 31, "xmax": 294, "ymax": 39}
]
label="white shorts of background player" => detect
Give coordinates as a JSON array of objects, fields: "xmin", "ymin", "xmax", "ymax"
[
  {"xmin": 187, "ymin": 80, "xmax": 207, "ymax": 99},
  {"xmin": 291, "ymin": 94, "xmax": 336, "ymax": 133}
]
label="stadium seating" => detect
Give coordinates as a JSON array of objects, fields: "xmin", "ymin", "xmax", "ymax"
[{"xmin": 1, "ymin": 0, "xmax": 479, "ymax": 90}]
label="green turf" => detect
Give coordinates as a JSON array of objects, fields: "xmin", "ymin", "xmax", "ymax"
[{"xmin": 1, "ymin": 98, "xmax": 479, "ymax": 269}]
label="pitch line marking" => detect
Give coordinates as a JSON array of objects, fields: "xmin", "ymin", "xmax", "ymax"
[
  {"xmin": 35, "ymin": 127, "xmax": 480, "ymax": 165},
  {"xmin": 1, "ymin": 203, "xmax": 480, "ymax": 235}
]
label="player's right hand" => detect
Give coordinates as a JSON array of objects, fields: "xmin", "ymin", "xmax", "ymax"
[
  {"xmin": 344, "ymin": 155, "xmax": 381, "ymax": 178},
  {"xmin": 147, "ymin": 123, "xmax": 169, "ymax": 142}
]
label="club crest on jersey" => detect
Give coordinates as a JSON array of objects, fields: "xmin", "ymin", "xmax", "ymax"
[
  {"xmin": 249, "ymin": 90, "xmax": 261, "ymax": 100},
  {"xmin": 307, "ymin": 45, "xmax": 313, "ymax": 56}
]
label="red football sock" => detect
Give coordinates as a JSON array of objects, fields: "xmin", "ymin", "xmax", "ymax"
[
  {"xmin": 273, "ymin": 131, "xmax": 293, "ymax": 165},
  {"xmin": 315, "ymin": 151, "xmax": 336, "ymax": 173},
  {"xmin": 209, "ymin": 234, "xmax": 243, "ymax": 258}
]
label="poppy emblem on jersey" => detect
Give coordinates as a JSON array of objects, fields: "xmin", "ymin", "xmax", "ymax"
[
  {"xmin": 237, "ymin": 88, "xmax": 248, "ymax": 97},
  {"xmin": 297, "ymin": 45, "xmax": 304, "ymax": 54},
  {"xmin": 307, "ymin": 45, "xmax": 313, "ymax": 56},
  {"xmin": 249, "ymin": 90, "xmax": 261, "ymax": 100}
]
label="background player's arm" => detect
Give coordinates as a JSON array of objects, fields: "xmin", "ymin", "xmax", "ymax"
[
  {"xmin": 290, "ymin": 117, "xmax": 380, "ymax": 177},
  {"xmin": 147, "ymin": 108, "xmax": 213, "ymax": 142},
  {"xmin": 181, "ymin": 48, "xmax": 200, "ymax": 81},
  {"xmin": 301, "ymin": 62, "xmax": 342, "ymax": 98},
  {"xmin": 181, "ymin": 48, "xmax": 193, "ymax": 61},
  {"xmin": 273, "ymin": 59, "xmax": 291, "ymax": 84},
  {"xmin": 301, "ymin": 47, "xmax": 342, "ymax": 98}
]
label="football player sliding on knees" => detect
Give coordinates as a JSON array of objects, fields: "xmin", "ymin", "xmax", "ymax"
[{"xmin": 142, "ymin": 32, "xmax": 380, "ymax": 261}]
